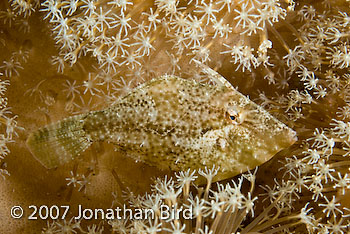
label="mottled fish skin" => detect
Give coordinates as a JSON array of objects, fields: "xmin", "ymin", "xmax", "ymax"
[{"xmin": 27, "ymin": 75, "xmax": 297, "ymax": 181}]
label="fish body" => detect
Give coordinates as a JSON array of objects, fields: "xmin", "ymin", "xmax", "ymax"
[{"xmin": 27, "ymin": 75, "xmax": 297, "ymax": 181}]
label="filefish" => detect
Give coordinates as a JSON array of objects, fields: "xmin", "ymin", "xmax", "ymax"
[{"xmin": 26, "ymin": 68, "xmax": 297, "ymax": 181}]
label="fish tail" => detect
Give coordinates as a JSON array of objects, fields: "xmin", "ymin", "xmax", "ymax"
[{"xmin": 26, "ymin": 115, "xmax": 92, "ymax": 169}]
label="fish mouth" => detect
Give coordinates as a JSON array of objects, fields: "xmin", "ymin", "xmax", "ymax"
[{"xmin": 287, "ymin": 128, "xmax": 298, "ymax": 145}]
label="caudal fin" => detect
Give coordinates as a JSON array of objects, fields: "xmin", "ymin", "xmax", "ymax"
[{"xmin": 26, "ymin": 115, "xmax": 92, "ymax": 169}]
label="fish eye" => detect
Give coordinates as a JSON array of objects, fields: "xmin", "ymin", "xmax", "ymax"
[{"xmin": 226, "ymin": 109, "xmax": 239, "ymax": 124}]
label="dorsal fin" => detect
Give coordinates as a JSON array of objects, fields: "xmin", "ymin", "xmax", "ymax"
[{"xmin": 193, "ymin": 60, "xmax": 234, "ymax": 90}]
